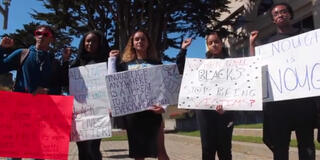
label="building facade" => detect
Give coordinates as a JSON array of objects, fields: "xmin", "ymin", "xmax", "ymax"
[{"xmin": 216, "ymin": 0, "xmax": 320, "ymax": 57}]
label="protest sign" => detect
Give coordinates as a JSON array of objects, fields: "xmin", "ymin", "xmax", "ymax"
[
  {"xmin": 106, "ymin": 64, "xmax": 181, "ymax": 116},
  {"xmin": 255, "ymin": 29, "xmax": 320, "ymax": 102},
  {"xmin": 178, "ymin": 57, "xmax": 262, "ymax": 110},
  {"xmin": 0, "ymin": 91, "xmax": 73, "ymax": 160},
  {"xmin": 69, "ymin": 62, "xmax": 112, "ymax": 141}
]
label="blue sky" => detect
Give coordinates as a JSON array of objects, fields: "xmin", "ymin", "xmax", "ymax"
[{"xmin": 0, "ymin": 0, "xmax": 206, "ymax": 59}]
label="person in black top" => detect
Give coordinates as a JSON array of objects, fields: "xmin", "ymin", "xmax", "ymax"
[
  {"xmin": 250, "ymin": 3, "xmax": 317, "ymax": 160},
  {"xmin": 176, "ymin": 32, "xmax": 234, "ymax": 160},
  {"xmin": 108, "ymin": 29, "xmax": 169, "ymax": 160},
  {"xmin": 71, "ymin": 30, "xmax": 109, "ymax": 160}
]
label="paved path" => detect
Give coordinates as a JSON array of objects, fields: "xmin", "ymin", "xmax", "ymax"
[
  {"xmin": 2, "ymin": 129, "xmax": 320, "ymax": 160},
  {"xmin": 67, "ymin": 132, "xmax": 320, "ymax": 160}
]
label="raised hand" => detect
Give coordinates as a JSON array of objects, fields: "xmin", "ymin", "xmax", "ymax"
[
  {"xmin": 249, "ymin": 31, "xmax": 259, "ymax": 46},
  {"xmin": 109, "ymin": 50, "xmax": 120, "ymax": 57},
  {"xmin": 181, "ymin": 38, "xmax": 192, "ymax": 49},
  {"xmin": 62, "ymin": 47, "xmax": 72, "ymax": 62},
  {"xmin": 0, "ymin": 37, "xmax": 14, "ymax": 48},
  {"xmin": 249, "ymin": 30, "xmax": 259, "ymax": 56}
]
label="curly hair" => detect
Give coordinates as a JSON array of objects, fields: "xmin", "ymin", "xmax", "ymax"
[
  {"xmin": 77, "ymin": 30, "xmax": 109, "ymax": 65},
  {"xmin": 121, "ymin": 29, "xmax": 160, "ymax": 63}
]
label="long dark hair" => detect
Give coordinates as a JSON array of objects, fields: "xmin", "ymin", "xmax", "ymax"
[
  {"xmin": 205, "ymin": 32, "xmax": 229, "ymax": 58},
  {"xmin": 76, "ymin": 30, "xmax": 109, "ymax": 65}
]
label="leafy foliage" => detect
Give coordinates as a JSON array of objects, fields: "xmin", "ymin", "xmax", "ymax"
[{"xmin": 31, "ymin": 0, "xmax": 233, "ymax": 61}]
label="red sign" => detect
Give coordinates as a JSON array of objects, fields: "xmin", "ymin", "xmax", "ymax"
[{"xmin": 0, "ymin": 91, "xmax": 73, "ymax": 160}]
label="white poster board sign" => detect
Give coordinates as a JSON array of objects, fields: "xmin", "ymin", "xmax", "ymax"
[
  {"xmin": 106, "ymin": 64, "xmax": 181, "ymax": 117},
  {"xmin": 255, "ymin": 29, "xmax": 320, "ymax": 102},
  {"xmin": 178, "ymin": 57, "xmax": 262, "ymax": 110},
  {"xmin": 69, "ymin": 62, "xmax": 112, "ymax": 141}
]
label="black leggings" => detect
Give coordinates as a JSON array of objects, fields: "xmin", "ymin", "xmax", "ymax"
[
  {"xmin": 76, "ymin": 139, "xmax": 102, "ymax": 160},
  {"xmin": 196, "ymin": 110, "xmax": 234, "ymax": 160},
  {"xmin": 263, "ymin": 99, "xmax": 316, "ymax": 160}
]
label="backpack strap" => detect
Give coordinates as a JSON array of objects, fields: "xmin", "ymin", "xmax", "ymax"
[
  {"xmin": 12, "ymin": 48, "xmax": 30, "ymax": 91},
  {"xmin": 19, "ymin": 48, "xmax": 30, "ymax": 66}
]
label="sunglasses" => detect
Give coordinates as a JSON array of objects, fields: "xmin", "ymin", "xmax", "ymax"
[{"xmin": 34, "ymin": 30, "xmax": 53, "ymax": 38}]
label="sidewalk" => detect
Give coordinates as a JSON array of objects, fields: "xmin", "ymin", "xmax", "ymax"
[
  {"xmin": 1, "ymin": 128, "xmax": 318, "ymax": 160},
  {"xmin": 68, "ymin": 133, "xmax": 273, "ymax": 160},
  {"xmin": 67, "ymin": 130, "xmax": 320, "ymax": 160}
]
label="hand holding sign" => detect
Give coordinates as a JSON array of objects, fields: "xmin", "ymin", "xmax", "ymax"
[{"xmin": 149, "ymin": 105, "xmax": 165, "ymax": 114}]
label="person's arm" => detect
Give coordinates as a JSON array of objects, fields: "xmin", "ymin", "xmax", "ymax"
[
  {"xmin": 0, "ymin": 37, "xmax": 20, "ymax": 73},
  {"xmin": 249, "ymin": 30, "xmax": 259, "ymax": 56},
  {"xmin": 108, "ymin": 50, "xmax": 120, "ymax": 74},
  {"xmin": 53, "ymin": 58, "xmax": 70, "ymax": 91},
  {"xmin": 60, "ymin": 48, "xmax": 72, "ymax": 87},
  {"xmin": 176, "ymin": 38, "xmax": 192, "ymax": 74},
  {"xmin": 0, "ymin": 49, "xmax": 22, "ymax": 74}
]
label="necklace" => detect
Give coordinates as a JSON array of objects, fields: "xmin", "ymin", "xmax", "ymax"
[{"xmin": 35, "ymin": 49, "xmax": 45, "ymax": 71}]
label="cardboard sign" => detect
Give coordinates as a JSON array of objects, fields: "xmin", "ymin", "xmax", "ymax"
[
  {"xmin": 255, "ymin": 29, "xmax": 320, "ymax": 102},
  {"xmin": 178, "ymin": 57, "xmax": 262, "ymax": 110},
  {"xmin": 106, "ymin": 64, "xmax": 181, "ymax": 116},
  {"xmin": 69, "ymin": 62, "xmax": 112, "ymax": 141},
  {"xmin": 0, "ymin": 91, "xmax": 73, "ymax": 160}
]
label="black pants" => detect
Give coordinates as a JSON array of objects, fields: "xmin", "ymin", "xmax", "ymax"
[
  {"xmin": 76, "ymin": 139, "xmax": 102, "ymax": 160},
  {"xmin": 125, "ymin": 111, "xmax": 162, "ymax": 158},
  {"xmin": 263, "ymin": 99, "xmax": 316, "ymax": 160},
  {"xmin": 196, "ymin": 110, "xmax": 234, "ymax": 160}
]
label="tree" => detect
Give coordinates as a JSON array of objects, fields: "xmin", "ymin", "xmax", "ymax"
[{"xmin": 32, "ymin": 0, "xmax": 233, "ymax": 61}]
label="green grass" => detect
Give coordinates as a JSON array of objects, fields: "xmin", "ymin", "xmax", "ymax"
[
  {"xmin": 176, "ymin": 130, "xmax": 320, "ymax": 150},
  {"xmin": 177, "ymin": 130, "xmax": 200, "ymax": 137},
  {"xmin": 232, "ymin": 135, "xmax": 263, "ymax": 143},
  {"xmin": 234, "ymin": 123, "xmax": 263, "ymax": 129},
  {"xmin": 102, "ymin": 124, "xmax": 320, "ymax": 150},
  {"xmin": 102, "ymin": 135, "xmax": 128, "ymax": 141},
  {"xmin": 233, "ymin": 135, "xmax": 320, "ymax": 150}
]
